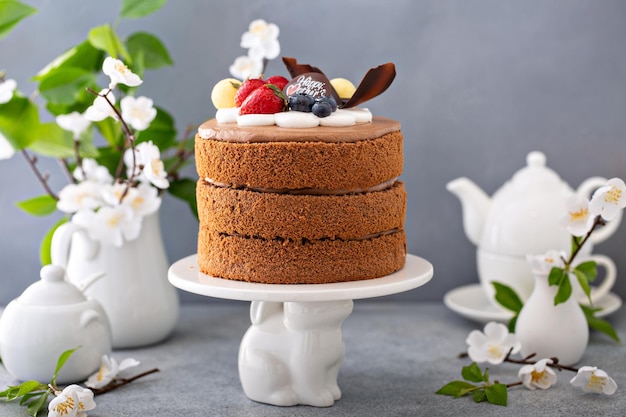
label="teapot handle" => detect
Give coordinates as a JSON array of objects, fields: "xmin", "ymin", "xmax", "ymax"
[
  {"xmin": 576, "ymin": 177, "xmax": 623, "ymax": 244},
  {"xmin": 50, "ymin": 222, "xmax": 99, "ymax": 269}
]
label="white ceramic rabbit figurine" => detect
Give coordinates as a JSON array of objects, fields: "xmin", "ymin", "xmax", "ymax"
[{"xmin": 238, "ymin": 300, "xmax": 353, "ymax": 407}]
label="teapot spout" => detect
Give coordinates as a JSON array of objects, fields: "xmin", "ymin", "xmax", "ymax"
[{"xmin": 446, "ymin": 177, "xmax": 491, "ymax": 246}]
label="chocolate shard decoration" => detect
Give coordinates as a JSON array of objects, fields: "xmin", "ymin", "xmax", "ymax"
[
  {"xmin": 281, "ymin": 57, "xmax": 341, "ymax": 105},
  {"xmin": 282, "ymin": 57, "xmax": 396, "ymax": 109},
  {"xmin": 341, "ymin": 63, "xmax": 396, "ymax": 109}
]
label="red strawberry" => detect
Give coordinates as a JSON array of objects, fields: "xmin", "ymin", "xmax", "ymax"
[
  {"xmin": 234, "ymin": 77, "xmax": 265, "ymax": 107},
  {"xmin": 264, "ymin": 75, "xmax": 289, "ymax": 91},
  {"xmin": 239, "ymin": 84, "xmax": 286, "ymax": 115}
]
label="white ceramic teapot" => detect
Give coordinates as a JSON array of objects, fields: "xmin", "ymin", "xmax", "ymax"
[
  {"xmin": 0, "ymin": 265, "xmax": 111, "ymax": 383},
  {"xmin": 447, "ymin": 151, "xmax": 621, "ymax": 305}
]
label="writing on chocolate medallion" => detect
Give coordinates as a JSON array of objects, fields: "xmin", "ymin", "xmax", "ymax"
[{"xmin": 284, "ymin": 72, "xmax": 332, "ymax": 98}]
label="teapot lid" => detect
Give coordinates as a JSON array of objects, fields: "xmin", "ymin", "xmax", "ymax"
[
  {"xmin": 508, "ymin": 151, "xmax": 562, "ymax": 189},
  {"xmin": 18, "ymin": 265, "xmax": 87, "ymax": 306}
]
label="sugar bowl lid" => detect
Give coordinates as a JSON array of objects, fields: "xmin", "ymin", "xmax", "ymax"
[{"xmin": 18, "ymin": 264, "xmax": 87, "ymax": 306}]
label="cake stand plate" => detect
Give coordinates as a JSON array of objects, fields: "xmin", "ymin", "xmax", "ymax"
[{"xmin": 169, "ymin": 254, "xmax": 433, "ymax": 408}]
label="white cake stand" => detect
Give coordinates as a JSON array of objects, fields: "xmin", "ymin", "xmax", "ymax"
[{"xmin": 168, "ymin": 254, "xmax": 433, "ymax": 407}]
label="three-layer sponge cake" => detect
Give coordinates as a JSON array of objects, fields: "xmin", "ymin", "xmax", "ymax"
[{"xmin": 195, "ymin": 116, "xmax": 406, "ymax": 284}]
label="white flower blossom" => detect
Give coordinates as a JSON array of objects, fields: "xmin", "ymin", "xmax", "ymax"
[
  {"xmin": 73, "ymin": 158, "xmax": 113, "ymax": 184},
  {"xmin": 240, "ymin": 19, "xmax": 280, "ymax": 61},
  {"xmin": 0, "ymin": 78, "xmax": 17, "ymax": 104},
  {"xmin": 466, "ymin": 322, "xmax": 521, "ymax": 365},
  {"xmin": 570, "ymin": 366, "xmax": 617, "ymax": 395},
  {"xmin": 526, "ymin": 250, "xmax": 566, "ymax": 274},
  {"xmin": 142, "ymin": 157, "xmax": 169, "ymax": 189},
  {"xmin": 56, "ymin": 112, "xmax": 91, "ymax": 139},
  {"xmin": 85, "ymin": 354, "xmax": 140, "ymax": 389},
  {"xmin": 518, "ymin": 358, "xmax": 558, "ymax": 390},
  {"xmin": 229, "ymin": 55, "xmax": 263, "ymax": 80},
  {"xmin": 0, "ymin": 131, "xmax": 15, "ymax": 160},
  {"xmin": 57, "ymin": 182, "xmax": 104, "ymax": 213},
  {"xmin": 124, "ymin": 141, "xmax": 169, "ymax": 189},
  {"xmin": 589, "ymin": 178, "xmax": 626, "ymax": 221},
  {"xmin": 123, "ymin": 182, "xmax": 162, "ymax": 217},
  {"xmin": 560, "ymin": 196, "xmax": 594, "ymax": 237},
  {"xmin": 120, "ymin": 96, "xmax": 157, "ymax": 131},
  {"xmin": 102, "ymin": 57, "xmax": 142, "ymax": 89},
  {"xmin": 48, "ymin": 384, "xmax": 95, "ymax": 417},
  {"xmin": 73, "ymin": 205, "xmax": 140, "ymax": 247},
  {"xmin": 84, "ymin": 89, "xmax": 116, "ymax": 122}
]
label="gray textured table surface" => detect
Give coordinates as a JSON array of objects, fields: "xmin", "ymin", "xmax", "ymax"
[{"xmin": 1, "ymin": 301, "xmax": 625, "ymax": 417}]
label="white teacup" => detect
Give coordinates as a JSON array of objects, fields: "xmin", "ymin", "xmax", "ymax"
[{"xmin": 478, "ymin": 249, "xmax": 616, "ymax": 309}]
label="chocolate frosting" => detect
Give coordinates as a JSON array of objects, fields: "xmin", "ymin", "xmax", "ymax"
[{"xmin": 197, "ymin": 116, "xmax": 401, "ymax": 144}]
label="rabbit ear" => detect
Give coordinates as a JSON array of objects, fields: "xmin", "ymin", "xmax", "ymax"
[{"xmin": 250, "ymin": 301, "xmax": 283, "ymax": 324}]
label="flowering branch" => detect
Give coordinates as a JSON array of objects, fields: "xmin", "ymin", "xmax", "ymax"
[
  {"xmin": 90, "ymin": 368, "xmax": 159, "ymax": 396},
  {"xmin": 439, "ymin": 322, "xmax": 619, "ymax": 407},
  {"xmin": 561, "ymin": 215, "xmax": 606, "ymax": 269}
]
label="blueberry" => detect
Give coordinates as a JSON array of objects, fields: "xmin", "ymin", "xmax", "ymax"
[
  {"xmin": 325, "ymin": 96, "xmax": 338, "ymax": 111},
  {"xmin": 312, "ymin": 100, "xmax": 332, "ymax": 118},
  {"xmin": 288, "ymin": 93, "xmax": 315, "ymax": 112}
]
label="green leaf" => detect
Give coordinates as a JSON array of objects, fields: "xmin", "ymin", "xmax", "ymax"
[
  {"xmin": 51, "ymin": 347, "xmax": 80, "ymax": 386},
  {"xmin": 40, "ymin": 217, "xmax": 68, "ymax": 265},
  {"xmin": 0, "ymin": 385, "xmax": 20, "ymax": 400},
  {"xmin": 26, "ymin": 122, "xmax": 75, "ymax": 158},
  {"xmin": 571, "ymin": 235, "xmax": 583, "ymax": 256},
  {"xmin": 126, "ymin": 31, "xmax": 173, "ymax": 69},
  {"xmin": 554, "ymin": 274, "xmax": 573, "ymax": 305},
  {"xmin": 135, "ymin": 106, "xmax": 177, "ymax": 150},
  {"xmin": 575, "ymin": 261, "xmax": 598, "ymax": 282},
  {"xmin": 548, "ymin": 266, "xmax": 566, "ymax": 287},
  {"xmin": 0, "ymin": 95, "xmax": 40, "ymax": 150},
  {"xmin": 25, "ymin": 390, "xmax": 49, "ymax": 417},
  {"xmin": 120, "ymin": 0, "xmax": 167, "ymax": 18},
  {"xmin": 581, "ymin": 304, "xmax": 621, "ymax": 343},
  {"xmin": 34, "ymin": 40, "xmax": 104, "ymax": 81},
  {"xmin": 484, "ymin": 383, "xmax": 507, "ymax": 406},
  {"xmin": 16, "ymin": 381, "xmax": 45, "ymax": 397},
  {"xmin": 461, "ymin": 362, "xmax": 485, "ymax": 383},
  {"xmin": 492, "ymin": 281, "xmax": 523, "ymax": 313},
  {"xmin": 38, "ymin": 67, "xmax": 96, "ymax": 105},
  {"xmin": 88, "ymin": 23, "xmax": 131, "ymax": 62},
  {"xmin": 168, "ymin": 178, "xmax": 198, "ymax": 219},
  {"xmin": 15, "ymin": 195, "xmax": 57, "ymax": 216},
  {"xmin": 0, "ymin": 0, "xmax": 37, "ymax": 40},
  {"xmin": 507, "ymin": 314, "xmax": 518, "ymax": 334},
  {"xmin": 573, "ymin": 269, "xmax": 592, "ymax": 305},
  {"xmin": 435, "ymin": 380, "xmax": 477, "ymax": 397},
  {"xmin": 472, "ymin": 388, "xmax": 488, "ymax": 403}
]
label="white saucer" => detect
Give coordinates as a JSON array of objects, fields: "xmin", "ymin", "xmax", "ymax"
[{"xmin": 444, "ymin": 284, "xmax": 623, "ymax": 324}]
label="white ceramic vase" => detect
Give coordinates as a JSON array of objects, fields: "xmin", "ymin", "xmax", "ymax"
[
  {"xmin": 515, "ymin": 270, "xmax": 588, "ymax": 366},
  {"xmin": 51, "ymin": 212, "xmax": 179, "ymax": 348}
]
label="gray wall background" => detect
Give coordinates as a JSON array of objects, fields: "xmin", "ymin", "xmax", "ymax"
[{"xmin": 1, "ymin": 0, "xmax": 625, "ymax": 305}]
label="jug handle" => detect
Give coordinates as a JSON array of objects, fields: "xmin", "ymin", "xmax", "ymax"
[
  {"xmin": 576, "ymin": 177, "xmax": 623, "ymax": 244},
  {"xmin": 50, "ymin": 222, "xmax": 99, "ymax": 269}
]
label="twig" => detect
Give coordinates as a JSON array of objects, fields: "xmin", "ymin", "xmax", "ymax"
[
  {"xmin": 85, "ymin": 87, "xmax": 138, "ymax": 202},
  {"xmin": 21, "ymin": 149, "xmax": 58, "ymax": 200},
  {"xmin": 91, "ymin": 368, "xmax": 160, "ymax": 396}
]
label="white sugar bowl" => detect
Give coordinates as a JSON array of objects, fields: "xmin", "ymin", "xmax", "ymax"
[{"xmin": 0, "ymin": 265, "xmax": 111, "ymax": 383}]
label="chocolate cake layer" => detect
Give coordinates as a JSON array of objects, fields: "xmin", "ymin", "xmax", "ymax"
[
  {"xmin": 195, "ymin": 122, "xmax": 403, "ymax": 190},
  {"xmin": 197, "ymin": 228, "xmax": 406, "ymax": 284},
  {"xmin": 196, "ymin": 180, "xmax": 406, "ymax": 241}
]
